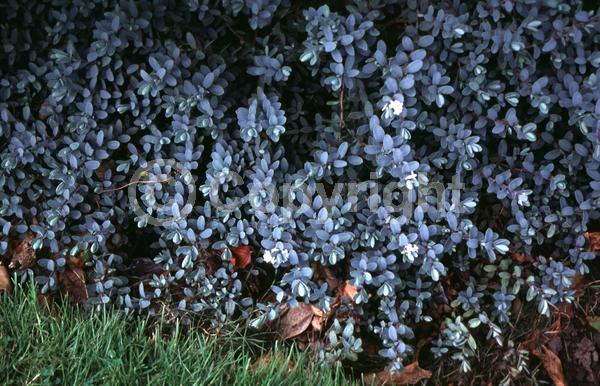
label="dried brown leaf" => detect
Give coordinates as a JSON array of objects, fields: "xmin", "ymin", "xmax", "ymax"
[
  {"xmin": 59, "ymin": 267, "xmax": 88, "ymax": 304},
  {"xmin": 279, "ymin": 303, "xmax": 314, "ymax": 339},
  {"xmin": 311, "ymin": 316, "xmax": 324, "ymax": 331},
  {"xmin": 309, "ymin": 304, "xmax": 324, "ymax": 317},
  {"xmin": 511, "ymin": 251, "xmax": 535, "ymax": 264},
  {"xmin": 552, "ymin": 301, "xmax": 574, "ymax": 319},
  {"xmin": 67, "ymin": 255, "xmax": 85, "ymax": 269},
  {"xmin": 201, "ymin": 249, "xmax": 222, "ymax": 276},
  {"xmin": 327, "ymin": 281, "xmax": 360, "ymax": 317},
  {"xmin": 585, "ymin": 232, "xmax": 600, "ymax": 251},
  {"xmin": 37, "ymin": 293, "xmax": 54, "ymax": 308},
  {"xmin": 249, "ymin": 353, "xmax": 295, "ymax": 374},
  {"xmin": 571, "ymin": 273, "xmax": 586, "ymax": 297},
  {"xmin": 366, "ymin": 361, "xmax": 432, "ymax": 385},
  {"xmin": 341, "ymin": 280, "xmax": 359, "ymax": 299},
  {"xmin": 309, "ymin": 304, "xmax": 328, "ymax": 331},
  {"xmin": 231, "ymin": 245, "xmax": 252, "ymax": 270},
  {"xmin": 94, "ymin": 160, "xmax": 115, "ymax": 180},
  {"xmin": 9, "ymin": 233, "xmax": 36, "ymax": 269},
  {"xmin": 0, "ymin": 264, "xmax": 11, "ymax": 294},
  {"xmin": 531, "ymin": 345, "xmax": 567, "ymax": 386},
  {"xmin": 313, "ymin": 264, "xmax": 340, "ymax": 290}
]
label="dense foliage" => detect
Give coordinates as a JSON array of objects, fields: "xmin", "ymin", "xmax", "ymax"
[{"xmin": 1, "ymin": 0, "xmax": 599, "ymax": 375}]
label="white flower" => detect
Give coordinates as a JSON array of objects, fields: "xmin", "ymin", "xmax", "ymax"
[
  {"xmin": 385, "ymin": 99, "xmax": 404, "ymax": 116},
  {"xmin": 263, "ymin": 245, "xmax": 290, "ymax": 268},
  {"xmin": 263, "ymin": 249, "xmax": 275, "ymax": 264},
  {"xmin": 403, "ymin": 243, "xmax": 419, "ymax": 254},
  {"xmin": 401, "ymin": 243, "xmax": 419, "ymax": 263}
]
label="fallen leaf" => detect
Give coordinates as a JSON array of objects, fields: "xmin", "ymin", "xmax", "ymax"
[
  {"xmin": 279, "ymin": 303, "xmax": 314, "ymax": 339},
  {"xmin": 94, "ymin": 159, "xmax": 115, "ymax": 180},
  {"xmin": 531, "ymin": 345, "xmax": 567, "ymax": 386},
  {"xmin": 201, "ymin": 249, "xmax": 222, "ymax": 276},
  {"xmin": 552, "ymin": 301, "xmax": 573, "ymax": 319},
  {"xmin": 511, "ymin": 297, "xmax": 524, "ymax": 316},
  {"xmin": 571, "ymin": 273, "xmax": 586, "ymax": 297},
  {"xmin": 231, "ymin": 245, "xmax": 252, "ymax": 270},
  {"xmin": 9, "ymin": 233, "xmax": 36, "ymax": 269},
  {"xmin": 249, "ymin": 353, "xmax": 295, "ymax": 375},
  {"xmin": 310, "ymin": 304, "xmax": 327, "ymax": 331},
  {"xmin": 542, "ymin": 317, "xmax": 562, "ymax": 340},
  {"xmin": 585, "ymin": 232, "xmax": 600, "ymax": 251},
  {"xmin": 510, "ymin": 251, "xmax": 535, "ymax": 264},
  {"xmin": 311, "ymin": 316, "xmax": 324, "ymax": 332},
  {"xmin": 327, "ymin": 281, "xmax": 360, "ymax": 317},
  {"xmin": 310, "ymin": 304, "xmax": 325, "ymax": 317},
  {"xmin": 59, "ymin": 267, "xmax": 88, "ymax": 304},
  {"xmin": 37, "ymin": 293, "xmax": 54, "ymax": 308},
  {"xmin": 0, "ymin": 264, "xmax": 11, "ymax": 294},
  {"xmin": 67, "ymin": 255, "xmax": 85, "ymax": 269},
  {"xmin": 323, "ymin": 267, "xmax": 340, "ymax": 289},
  {"xmin": 366, "ymin": 361, "xmax": 432, "ymax": 385},
  {"xmin": 341, "ymin": 280, "xmax": 359, "ymax": 300},
  {"xmin": 313, "ymin": 264, "xmax": 340, "ymax": 290}
]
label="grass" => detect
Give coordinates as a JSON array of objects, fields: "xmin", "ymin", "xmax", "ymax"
[{"xmin": 0, "ymin": 286, "xmax": 353, "ymax": 386}]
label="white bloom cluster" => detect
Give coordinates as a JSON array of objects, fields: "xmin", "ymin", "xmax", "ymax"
[
  {"xmin": 401, "ymin": 243, "xmax": 419, "ymax": 263},
  {"xmin": 384, "ymin": 99, "xmax": 404, "ymax": 116},
  {"xmin": 263, "ymin": 245, "xmax": 290, "ymax": 268}
]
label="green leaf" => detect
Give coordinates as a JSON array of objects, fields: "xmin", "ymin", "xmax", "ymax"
[{"xmin": 588, "ymin": 316, "xmax": 600, "ymax": 332}]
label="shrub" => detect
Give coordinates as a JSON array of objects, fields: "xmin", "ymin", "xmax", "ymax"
[{"xmin": 0, "ymin": 0, "xmax": 599, "ymax": 374}]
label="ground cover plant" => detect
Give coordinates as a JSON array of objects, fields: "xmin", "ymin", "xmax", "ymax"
[{"xmin": 0, "ymin": 0, "xmax": 600, "ymax": 383}]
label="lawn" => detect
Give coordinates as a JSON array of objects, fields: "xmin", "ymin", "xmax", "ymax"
[{"xmin": 0, "ymin": 286, "xmax": 352, "ymax": 386}]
